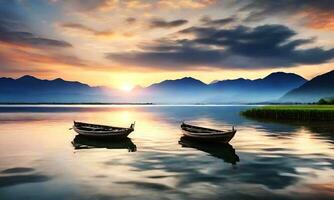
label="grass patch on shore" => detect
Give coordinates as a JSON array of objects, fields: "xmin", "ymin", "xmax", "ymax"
[{"xmin": 242, "ymin": 105, "xmax": 334, "ymax": 121}]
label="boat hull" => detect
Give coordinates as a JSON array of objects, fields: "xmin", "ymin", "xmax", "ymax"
[
  {"xmin": 73, "ymin": 121, "xmax": 134, "ymax": 139},
  {"xmin": 73, "ymin": 127, "xmax": 133, "ymax": 139},
  {"xmin": 181, "ymin": 122, "xmax": 236, "ymax": 143},
  {"xmin": 182, "ymin": 130, "xmax": 236, "ymax": 142}
]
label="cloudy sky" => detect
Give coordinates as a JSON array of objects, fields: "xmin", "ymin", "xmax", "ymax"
[{"xmin": 1, "ymin": 0, "xmax": 334, "ymax": 89}]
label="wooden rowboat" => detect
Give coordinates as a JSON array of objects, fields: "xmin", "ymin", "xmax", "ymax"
[
  {"xmin": 73, "ymin": 121, "xmax": 135, "ymax": 139},
  {"xmin": 181, "ymin": 122, "xmax": 236, "ymax": 143}
]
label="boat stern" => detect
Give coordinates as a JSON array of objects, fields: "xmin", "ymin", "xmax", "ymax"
[{"xmin": 130, "ymin": 121, "xmax": 136, "ymax": 130}]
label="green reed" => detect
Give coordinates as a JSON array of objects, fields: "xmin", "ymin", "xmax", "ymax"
[{"xmin": 242, "ymin": 105, "xmax": 334, "ymax": 121}]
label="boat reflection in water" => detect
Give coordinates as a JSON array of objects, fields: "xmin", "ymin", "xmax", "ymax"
[
  {"xmin": 71, "ymin": 135, "xmax": 137, "ymax": 152},
  {"xmin": 179, "ymin": 136, "xmax": 239, "ymax": 165}
]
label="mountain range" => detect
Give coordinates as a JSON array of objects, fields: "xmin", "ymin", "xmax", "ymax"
[
  {"xmin": 0, "ymin": 75, "xmax": 109, "ymax": 103},
  {"xmin": 136, "ymin": 72, "xmax": 307, "ymax": 103},
  {"xmin": 280, "ymin": 70, "xmax": 334, "ymax": 102},
  {"xmin": 0, "ymin": 70, "xmax": 333, "ymax": 103}
]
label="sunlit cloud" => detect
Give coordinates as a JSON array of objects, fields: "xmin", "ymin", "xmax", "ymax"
[
  {"xmin": 50, "ymin": 0, "xmax": 118, "ymax": 12},
  {"xmin": 60, "ymin": 22, "xmax": 114, "ymax": 37},
  {"xmin": 157, "ymin": 0, "xmax": 216, "ymax": 9},
  {"xmin": 0, "ymin": 42, "xmax": 85, "ymax": 70},
  {"xmin": 236, "ymin": 0, "xmax": 334, "ymax": 30},
  {"xmin": 52, "ymin": 0, "xmax": 216, "ymax": 12},
  {"xmin": 303, "ymin": 11, "xmax": 334, "ymax": 30},
  {"xmin": 124, "ymin": 0, "xmax": 152, "ymax": 9},
  {"xmin": 58, "ymin": 22, "xmax": 137, "ymax": 41}
]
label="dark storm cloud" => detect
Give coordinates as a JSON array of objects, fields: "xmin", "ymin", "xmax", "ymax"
[
  {"xmin": 107, "ymin": 47, "xmax": 224, "ymax": 69},
  {"xmin": 234, "ymin": 0, "xmax": 334, "ymax": 21},
  {"xmin": 149, "ymin": 18, "xmax": 188, "ymax": 29},
  {"xmin": 106, "ymin": 24, "xmax": 334, "ymax": 69}
]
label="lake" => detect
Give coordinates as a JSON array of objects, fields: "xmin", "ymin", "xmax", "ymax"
[{"xmin": 0, "ymin": 105, "xmax": 333, "ymax": 200}]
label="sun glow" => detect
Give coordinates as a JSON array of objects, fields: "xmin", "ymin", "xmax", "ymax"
[{"xmin": 120, "ymin": 83, "xmax": 134, "ymax": 92}]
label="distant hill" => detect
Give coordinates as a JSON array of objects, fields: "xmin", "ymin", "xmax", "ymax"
[
  {"xmin": 148, "ymin": 77, "xmax": 207, "ymax": 91},
  {"xmin": 208, "ymin": 72, "xmax": 307, "ymax": 103},
  {"xmin": 0, "ymin": 75, "xmax": 91, "ymax": 91},
  {"xmin": 281, "ymin": 70, "xmax": 334, "ymax": 102},
  {"xmin": 136, "ymin": 72, "xmax": 307, "ymax": 103},
  {"xmin": 139, "ymin": 77, "xmax": 208, "ymax": 103},
  {"xmin": 0, "ymin": 72, "xmax": 308, "ymax": 103},
  {"xmin": 0, "ymin": 75, "xmax": 109, "ymax": 103}
]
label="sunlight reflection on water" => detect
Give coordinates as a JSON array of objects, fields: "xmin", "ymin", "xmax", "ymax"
[{"xmin": 0, "ymin": 105, "xmax": 333, "ymax": 200}]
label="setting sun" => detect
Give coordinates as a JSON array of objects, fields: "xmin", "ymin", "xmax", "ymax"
[{"xmin": 120, "ymin": 83, "xmax": 134, "ymax": 92}]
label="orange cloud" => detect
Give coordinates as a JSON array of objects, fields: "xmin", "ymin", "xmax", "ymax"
[
  {"xmin": 0, "ymin": 41, "xmax": 87, "ymax": 72},
  {"xmin": 97, "ymin": 0, "xmax": 119, "ymax": 11},
  {"xmin": 53, "ymin": 0, "xmax": 215, "ymax": 13},
  {"xmin": 124, "ymin": 0, "xmax": 152, "ymax": 9},
  {"xmin": 51, "ymin": 0, "xmax": 118, "ymax": 12},
  {"xmin": 60, "ymin": 23, "xmax": 114, "ymax": 36},
  {"xmin": 308, "ymin": 183, "xmax": 334, "ymax": 196},
  {"xmin": 0, "ymin": 40, "xmax": 130, "ymax": 76},
  {"xmin": 303, "ymin": 11, "xmax": 334, "ymax": 30},
  {"xmin": 98, "ymin": 0, "xmax": 217, "ymax": 10},
  {"xmin": 97, "ymin": 0, "xmax": 152, "ymax": 11},
  {"xmin": 59, "ymin": 22, "xmax": 136, "ymax": 40},
  {"xmin": 157, "ymin": 0, "xmax": 216, "ymax": 9}
]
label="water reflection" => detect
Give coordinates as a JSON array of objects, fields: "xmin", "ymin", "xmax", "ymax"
[
  {"xmin": 179, "ymin": 136, "xmax": 239, "ymax": 165},
  {"xmin": 0, "ymin": 167, "xmax": 51, "ymax": 188},
  {"xmin": 72, "ymin": 135, "xmax": 137, "ymax": 152},
  {"xmin": 242, "ymin": 113, "xmax": 334, "ymax": 138},
  {"xmin": 0, "ymin": 105, "xmax": 333, "ymax": 199}
]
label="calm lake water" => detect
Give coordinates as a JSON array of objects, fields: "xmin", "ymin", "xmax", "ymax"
[{"xmin": 0, "ymin": 105, "xmax": 333, "ymax": 200}]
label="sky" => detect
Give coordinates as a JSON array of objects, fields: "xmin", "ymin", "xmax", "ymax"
[{"xmin": 1, "ymin": 0, "xmax": 334, "ymax": 89}]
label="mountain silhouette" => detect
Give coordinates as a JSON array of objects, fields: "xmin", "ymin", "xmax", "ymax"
[
  {"xmin": 0, "ymin": 75, "xmax": 106, "ymax": 103},
  {"xmin": 281, "ymin": 69, "xmax": 334, "ymax": 102},
  {"xmin": 0, "ymin": 72, "xmax": 308, "ymax": 103},
  {"xmin": 148, "ymin": 77, "xmax": 207, "ymax": 91},
  {"xmin": 207, "ymin": 72, "xmax": 307, "ymax": 103},
  {"xmin": 138, "ymin": 72, "xmax": 306, "ymax": 103},
  {"xmin": 137, "ymin": 77, "xmax": 208, "ymax": 103}
]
